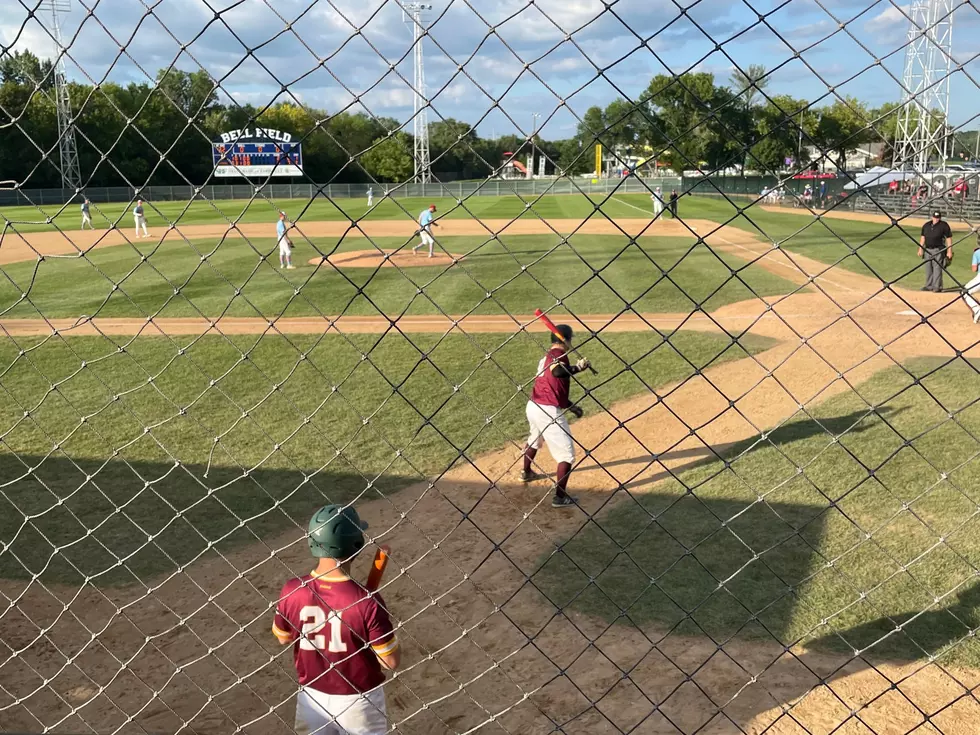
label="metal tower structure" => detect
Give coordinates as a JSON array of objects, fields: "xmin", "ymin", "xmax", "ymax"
[
  {"xmin": 43, "ymin": 0, "xmax": 81, "ymax": 191},
  {"xmin": 402, "ymin": 3, "xmax": 432, "ymax": 184},
  {"xmin": 892, "ymin": 0, "xmax": 954, "ymax": 172}
]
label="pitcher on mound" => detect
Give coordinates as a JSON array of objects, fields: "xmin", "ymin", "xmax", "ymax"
[
  {"xmin": 273, "ymin": 504, "xmax": 400, "ymax": 735},
  {"xmin": 520, "ymin": 323, "xmax": 590, "ymax": 508}
]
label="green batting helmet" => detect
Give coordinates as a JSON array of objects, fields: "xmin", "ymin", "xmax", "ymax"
[{"xmin": 308, "ymin": 504, "xmax": 369, "ymax": 559}]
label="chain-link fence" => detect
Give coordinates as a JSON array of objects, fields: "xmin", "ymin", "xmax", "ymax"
[{"xmin": 3, "ymin": 0, "xmax": 980, "ymax": 733}]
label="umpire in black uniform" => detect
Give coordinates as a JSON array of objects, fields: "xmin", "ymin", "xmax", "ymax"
[{"xmin": 918, "ymin": 209, "xmax": 953, "ymax": 292}]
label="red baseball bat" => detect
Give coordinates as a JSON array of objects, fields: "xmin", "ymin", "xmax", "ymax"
[
  {"xmin": 365, "ymin": 546, "xmax": 390, "ymax": 592},
  {"xmin": 533, "ymin": 309, "xmax": 598, "ymax": 375}
]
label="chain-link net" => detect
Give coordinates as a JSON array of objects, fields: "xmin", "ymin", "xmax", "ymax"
[{"xmin": 3, "ymin": 0, "xmax": 980, "ymax": 733}]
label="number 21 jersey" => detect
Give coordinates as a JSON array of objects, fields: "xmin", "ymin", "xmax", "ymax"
[{"xmin": 273, "ymin": 574, "xmax": 398, "ymax": 695}]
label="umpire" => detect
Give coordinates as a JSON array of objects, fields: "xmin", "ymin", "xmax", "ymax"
[{"xmin": 918, "ymin": 209, "xmax": 953, "ymax": 292}]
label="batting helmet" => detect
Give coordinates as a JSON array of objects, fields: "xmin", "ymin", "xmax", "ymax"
[
  {"xmin": 308, "ymin": 504, "xmax": 369, "ymax": 559},
  {"xmin": 551, "ymin": 324, "xmax": 573, "ymax": 343}
]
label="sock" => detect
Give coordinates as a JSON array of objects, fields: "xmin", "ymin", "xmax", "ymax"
[
  {"xmin": 523, "ymin": 445, "xmax": 537, "ymax": 473},
  {"xmin": 556, "ymin": 462, "xmax": 571, "ymax": 497}
]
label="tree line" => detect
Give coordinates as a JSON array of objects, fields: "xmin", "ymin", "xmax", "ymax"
[{"xmin": 0, "ymin": 51, "xmax": 964, "ymax": 190}]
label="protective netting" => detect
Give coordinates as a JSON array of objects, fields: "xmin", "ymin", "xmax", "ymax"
[{"xmin": 3, "ymin": 0, "xmax": 980, "ymax": 733}]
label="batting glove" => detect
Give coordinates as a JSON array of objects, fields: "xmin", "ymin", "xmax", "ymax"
[{"xmin": 575, "ymin": 358, "xmax": 590, "ymax": 372}]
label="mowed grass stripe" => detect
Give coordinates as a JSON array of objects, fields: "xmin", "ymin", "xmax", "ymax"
[
  {"xmin": 0, "ymin": 234, "xmax": 799, "ymax": 320},
  {"xmin": 0, "ymin": 329, "xmax": 774, "ymax": 585}
]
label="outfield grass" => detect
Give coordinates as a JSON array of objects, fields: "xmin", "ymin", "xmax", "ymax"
[
  {"xmin": 1, "ymin": 191, "xmax": 660, "ymax": 233},
  {"xmin": 0, "ymin": 234, "xmax": 799, "ymax": 319},
  {"xmin": 693, "ymin": 197, "xmax": 980, "ymax": 289},
  {"xmin": 536, "ymin": 357, "xmax": 980, "ymax": 666},
  {"xmin": 0, "ymin": 328, "xmax": 774, "ymax": 586}
]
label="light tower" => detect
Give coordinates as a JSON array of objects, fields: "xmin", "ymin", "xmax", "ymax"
[
  {"xmin": 402, "ymin": 3, "xmax": 432, "ymax": 184},
  {"xmin": 43, "ymin": 0, "xmax": 82, "ymax": 192},
  {"xmin": 892, "ymin": 0, "xmax": 954, "ymax": 172}
]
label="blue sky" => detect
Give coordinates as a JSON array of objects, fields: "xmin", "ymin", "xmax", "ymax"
[{"xmin": 3, "ymin": 0, "xmax": 980, "ymax": 142}]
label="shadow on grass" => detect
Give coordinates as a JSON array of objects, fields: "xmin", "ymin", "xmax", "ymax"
[{"xmin": 0, "ymin": 453, "xmax": 412, "ymax": 586}]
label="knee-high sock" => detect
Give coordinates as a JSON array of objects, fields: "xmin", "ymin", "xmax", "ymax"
[
  {"xmin": 523, "ymin": 445, "xmax": 537, "ymax": 473},
  {"xmin": 556, "ymin": 462, "xmax": 571, "ymax": 497}
]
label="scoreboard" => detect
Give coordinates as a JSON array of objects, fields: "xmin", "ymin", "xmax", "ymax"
[{"xmin": 212, "ymin": 130, "xmax": 303, "ymax": 178}]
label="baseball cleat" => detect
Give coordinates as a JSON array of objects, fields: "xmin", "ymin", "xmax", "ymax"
[
  {"xmin": 519, "ymin": 470, "xmax": 545, "ymax": 483},
  {"xmin": 551, "ymin": 494, "xmax": 576, "ymax": 508},
  {"xmin": 287, "ymin": 265, "xmax": 296, "ymax": 270}
]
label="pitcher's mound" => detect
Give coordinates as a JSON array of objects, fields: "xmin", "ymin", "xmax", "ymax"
[{"xmin": 309, "ymin": 249, "xmax": 462, "ymax": 269}]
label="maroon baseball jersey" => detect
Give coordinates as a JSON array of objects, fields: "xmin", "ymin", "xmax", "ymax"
[
  {"xmin": 273, "ymin": 574, "xmax": 397, "ymax": 695},
  {"xmin": 530, "ymin": 345, "xmax": 571, "ymax": 408}
]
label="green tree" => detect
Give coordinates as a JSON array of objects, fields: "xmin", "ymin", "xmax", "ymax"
[
  {"xmin": 428, "ymin": 118, "xmax": 481, "ymax": 178},
  {"xmin": 361, "ymin": 133, "xmax": 414, "ymax": 182},
  {"xmin": 813, "ymin": 97, "xmax": 873, "ymax": 169},
  {"xmin": 749, "ymin": 95, "xmax": 808, "ymax": 172},
  {"xmin": 729, "ymin": 64, "xmax": 769, "ymax": 109},
  {"xmin": 0, "ymin": 50, "xmax": 54, "ymax": 91}
]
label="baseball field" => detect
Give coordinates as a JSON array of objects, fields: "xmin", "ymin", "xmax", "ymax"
[{"xmin": 3, "ymin": 191, "xmax": 980, "ymax": 734}]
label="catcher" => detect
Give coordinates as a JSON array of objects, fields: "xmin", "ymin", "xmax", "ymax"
[
  {"xmin": 277, "ymin": 211, "xmax": 296, "ymax": 270},
  {"xmin": 520, "ymin": 323, "xmax": 590, "ymax": 508},
  {"xmin": 273, "ymin": 504, "xmax": 400, "ymax": 735}
]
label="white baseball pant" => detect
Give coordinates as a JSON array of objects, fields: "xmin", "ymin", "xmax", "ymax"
[
  {"xmin": 81, "ymin": 212, "xmax": 92, "ymax": 229},
  {"xmin": 525, "ymin": 401, "xmax": 575, "ymax": 464},
  {"xmin": 652, "ymin": 198, "xmax": 663, "ymax": 217},
  {"xmin": 963, "ymin": 272, "xmax": 980, "ymax": 315},
  {"xmin": 294, "ymin": 686, "xmax": 388, "ymax": 735},
  {"xmin": 134, "ymin": 214, "xmax": 148, "ymax": 237},
  {"xmin": 367, "ymin": 194, "xmax": 373, "ymax": 206},
  {"xmin": 415, "ymin": 229, "xmax": 435, "ymax": 256}
]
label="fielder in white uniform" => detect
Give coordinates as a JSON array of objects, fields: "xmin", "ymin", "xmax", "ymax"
[
  {"xmin": 133, "ymin": 199, "xmax": 149, "ymax": 238},
  {"xmin": 963, "ymin": 242, "xmax": 980, "ymax": 323},
  {"xmin": 367, "ymin": 187, "xmax": 374, "ymax": 207},
  {"xmin": 651, "ymin": 187, "xmax": 664, "ymax": 218},
  {"xmin": 412, "ymin": 204, "xmax": 438, "ymax": 258},
  {"xmin": 81, "ymin": 198, "xmax": 93, "ymax": 229},
  {"xmin": 277, "ymin": 212, "xmax": 295, "ymax": 269}
]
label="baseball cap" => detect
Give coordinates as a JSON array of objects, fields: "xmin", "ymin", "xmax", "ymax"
[
  {"xmin": 932, "ymin": 210, "xmax": 942, "ymax": 218},
  {"xmin": 429, "ymin": 204, "xmax": 437, "ymax": 210}
]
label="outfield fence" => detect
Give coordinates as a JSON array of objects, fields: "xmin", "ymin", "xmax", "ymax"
[{"xmin": 4, "ymin": 1, "xmax": 980, "ymax": 734}]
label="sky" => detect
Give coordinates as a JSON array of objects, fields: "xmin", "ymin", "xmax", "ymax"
[{"xmin": 3, "ymin": 0, "xmax": 980, "ymax": 142}]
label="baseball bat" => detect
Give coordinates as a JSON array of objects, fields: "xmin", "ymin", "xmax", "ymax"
[
  {"xmin": 365, "ymin": 545, "xmax": 390, "ymax": 592},
  {"xmin": 533, "ymin": 309, "xmax": 598, "ymax": 375}
]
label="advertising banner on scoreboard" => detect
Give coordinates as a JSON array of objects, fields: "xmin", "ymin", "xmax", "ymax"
[{"xmin": 212, "ymin": 129, "xmax": 303, "ymax": 177}]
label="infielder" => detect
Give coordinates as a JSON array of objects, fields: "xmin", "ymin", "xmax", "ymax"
[
  {"xmin": 273, "ymin": 504, "xmax": 400, "ymax": 735},
  {"xmin": 650, "ymin": 187, "xmax": 664, "ymax": 218},
  {"xmin": 81, "ymin": 198, "xmax": 94, "ymax": 230},
  {"xmin": 963, "ymin": 235, "xmax": 980, "ymax": 323},
  {"xmin": 367, "ymin": 187, "xmax": 374, "ymax": 207},
  {"xmin": 133, "ymin": 199, "xmax": 149, "ymax": 238},
  {"xmin": 413, "ymin": 204, "xmax": 438, "ymax": 258},
  {"xmin": 277, "ymin": 211, "xmax": 296, "ymax": 270},
  {"xmin": 521, "ymin": 323, "xmax": 590, "ymax": 508}
]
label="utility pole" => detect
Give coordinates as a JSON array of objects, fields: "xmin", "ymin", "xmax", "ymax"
[{"xmin": 529, "ymin": 112, "xmax": 540, "ymax": 180}]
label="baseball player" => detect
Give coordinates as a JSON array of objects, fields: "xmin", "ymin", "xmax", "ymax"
[
  {"xmin": 273, "ymin": 504, "xmax": 400, "ymax": 735},
  {"xmin": 963, "ymin": 235, "xmax": 980, "ymax": 323},
  {"xmin": 277, "ymin": 211, "xmax": 296, "ymax": 270},
  {"xmin": 651, "ymin": 187, "xmax": 664, "ymax": 218},
  {"xmin": 133, "ymin": 199, "xmax": 149, "ymax": 238},
  {"xmin": 520, "ymin": 323, "xmax": 590, "ymax": 508},
  {"xmin": 412, "ymin": 204, "xmax": 438, "ymax": 258},
  {"xmin": 366, "ymin": 187, "xmax": 374, "ymax": 207},
  {"xmin": 80, "ymin": 198, "xmax": 94, "ymax": 229}
]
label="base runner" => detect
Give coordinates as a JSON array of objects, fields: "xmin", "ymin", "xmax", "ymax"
[
  {"xmin": 273, "ymin": 504, "xmax": 400, "ymax": 735},
  {"xmin": 520, "ymin": 323, "xmax": 590, "ymax": 508}
]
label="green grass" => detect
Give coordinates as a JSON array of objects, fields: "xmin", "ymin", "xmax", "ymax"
[
  {"xmin": 535, "ymin": 357, "xmax": 980, "ymax": 666},
  {"xmin": 1, "ymin": 192, "xmax": 660, "ymax": 233},
  {"xmin": 692, "ymin": 196, "xmax": 980, "ymax": 289},
  {"xmin": 0, "ymin": 234, "xmax": 799, "ymax": 319},
  {"xmin": 0, "ymin": 328, "xmax": 775, "ymax": 586}
]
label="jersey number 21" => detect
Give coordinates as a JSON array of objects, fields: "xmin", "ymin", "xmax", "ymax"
[{"xmin": 298, "ymin": 606, "xmax": 347, "ymax": 653}]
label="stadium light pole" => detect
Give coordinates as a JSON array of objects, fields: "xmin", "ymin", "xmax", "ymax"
[
  {"xmin": 402, "ymin": 3, "xmax": 433, "ymax": 184},
  {"xmin": 42, "ymin": 0, "xmax": 82, "ymax": 194}
]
